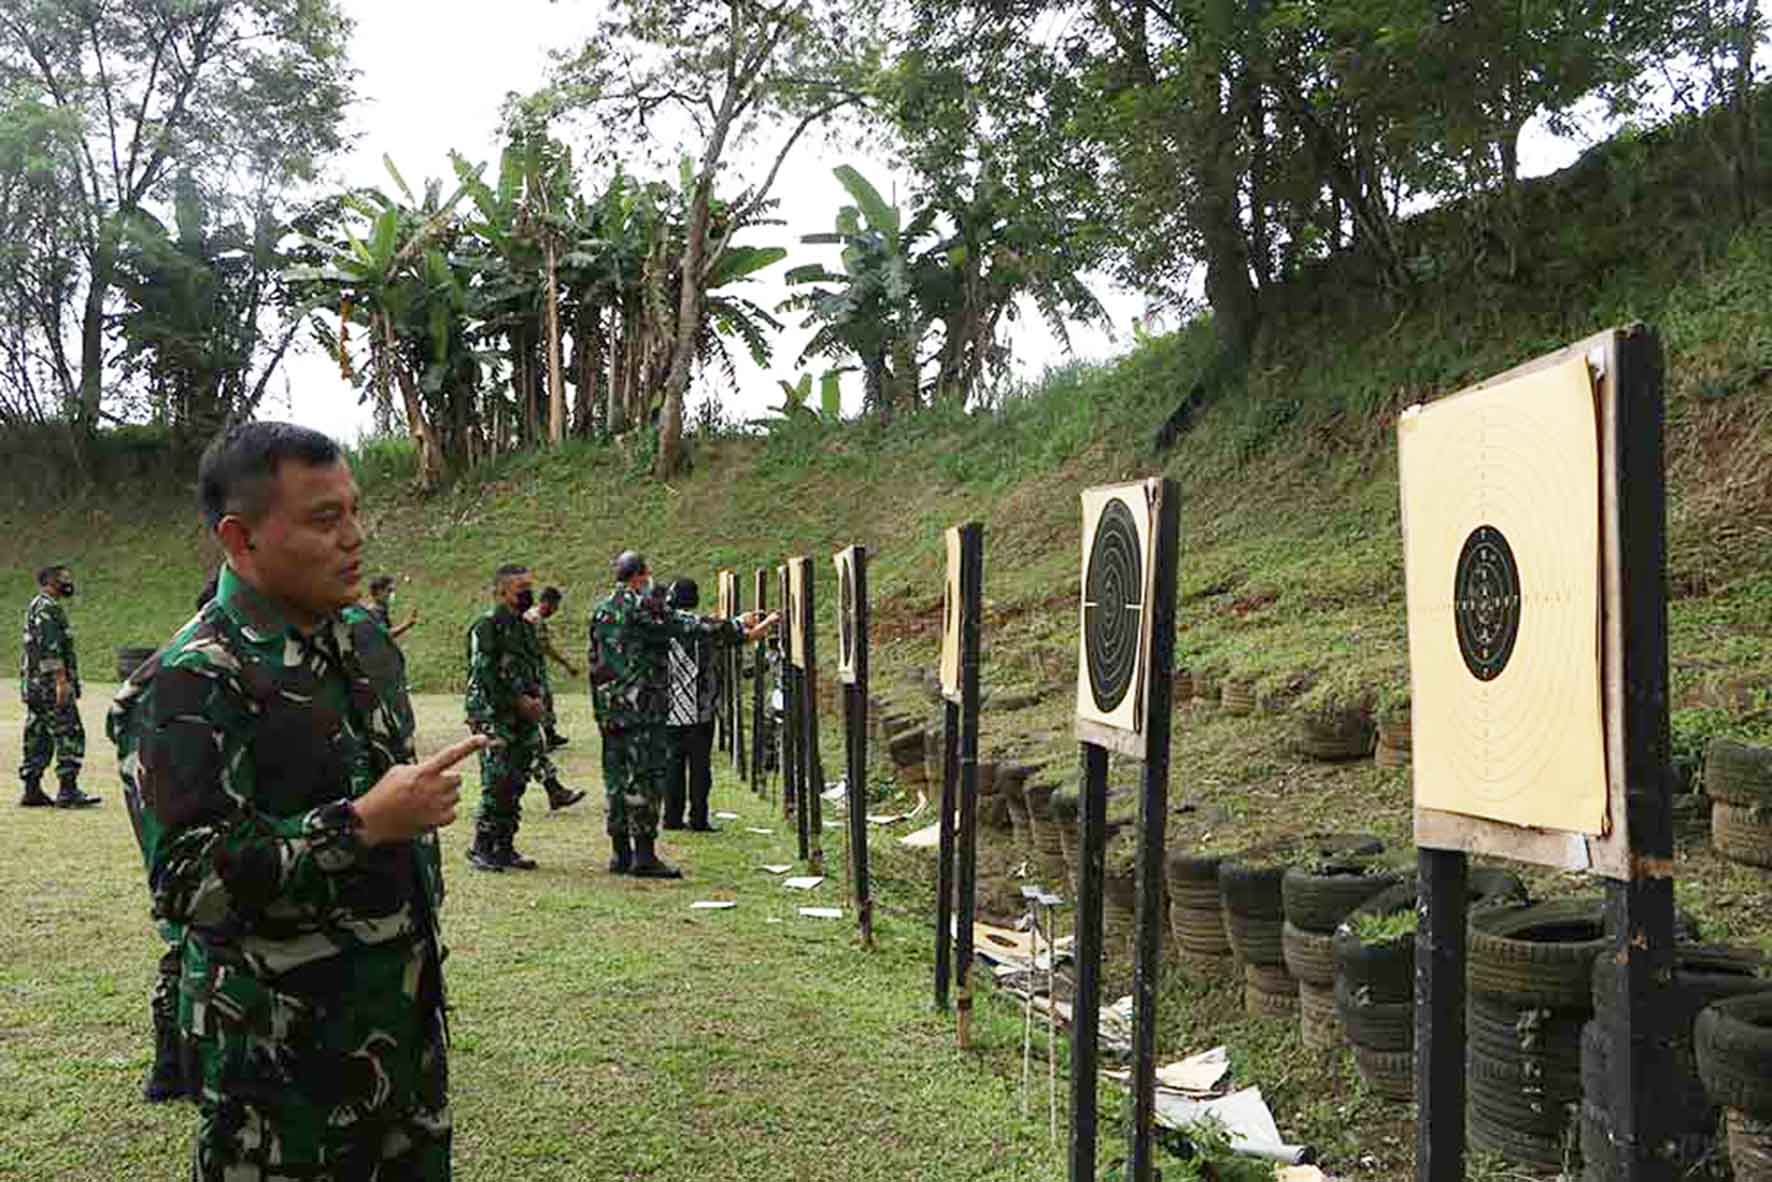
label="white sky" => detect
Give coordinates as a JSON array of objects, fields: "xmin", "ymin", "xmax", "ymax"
[{"xmin": 271, "ymin": 0, "xmax": 1594, "ymax": 442}]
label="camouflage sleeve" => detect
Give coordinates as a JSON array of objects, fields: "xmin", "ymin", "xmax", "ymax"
[
  {"xmin": 135, "ymin": 660, "xmax": 368, "ymax": 933},
  {"xmin": 628, "ymin": 600, "xmax": 745, "ymax": 645},
  {"xmin": 32, "ymin": 604, "xmax": 68, "ymax": 674},
  {"xmin": 586, "ymin": 606, "xmax": 616, "ymax": 722},
  {"xmin": 463, "ymin": 616, "xmax": 504, "ymax": 730}
]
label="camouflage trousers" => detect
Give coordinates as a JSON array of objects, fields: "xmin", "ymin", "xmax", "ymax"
[
  {"xmin": 19, "ymin": 697, "xmax": 83, "ymax": 780},
  {"xmin": 601, "ymin": 725, "xmax": 667, "ymax": 839},
  {"xmin": 475, "ymin": 720, "xmax": 543, "ymax": 840},
  {"xmin": 184, "ymin": 941, "xmax": 450, "ymax": 1180}
]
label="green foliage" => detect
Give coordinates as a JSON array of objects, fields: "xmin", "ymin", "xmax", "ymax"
[{"xmin": 1352, "ymin": 909, "xmax": 1420, "ymax": 945}]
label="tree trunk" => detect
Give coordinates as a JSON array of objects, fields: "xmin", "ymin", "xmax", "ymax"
[
  {"xmin": 608, "ymin": 307, "xmax": 629, "ymax": 435},
  {"xmin": 381, "ymin": 314, "xmax": 445, "ymax": 490},
  {"xmin": 543, "ymin": 241, "xmax": 566, "ymax": 445},
  {"xmin": 655, "ymin": 182, "xmax": 712, "ymax": 479},
  {"xmin": 75, "ymin": 222, "xmax": 119, "ymax": 431}
]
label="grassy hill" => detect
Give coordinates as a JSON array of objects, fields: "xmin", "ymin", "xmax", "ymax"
[{"xmin": 3, "ymin": 105, "xmax": 1771, "ymax": 1178}]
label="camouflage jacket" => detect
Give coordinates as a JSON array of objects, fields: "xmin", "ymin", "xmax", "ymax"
[
  {"xmin": 19, "ymin": 592, "xmax": 78, "ymax": 702},
  {"xmin": 464, "ymin": 603, "xmax": 544, "ymax": 729},
  {"xmin": 106, "ymin": 566, "xmax": 439, "ymax": 990},
  {"xmin": 587, "ymin": 584, "xmax": 743, "ymax": 731}
]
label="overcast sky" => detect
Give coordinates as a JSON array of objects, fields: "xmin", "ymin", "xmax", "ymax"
[{"xmin": 270, "ymin": 1, "xmax": 1593, "ymax": 442}]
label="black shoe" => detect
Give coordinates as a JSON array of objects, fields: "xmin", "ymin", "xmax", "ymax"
[
  {"xmin": 546, "ymin": 731, "xmax": 569, "ymax": 750},
  {"xmin": 545, "ymin": 780, "xmax": 586, "ymax": 811},
  {"xmin": 628, "ymin": 836, "xmax": 682, "ymax": 880},
  {"xmin": 465, "ymin": 842, "xmax": 505, "ymax": 872},
  {"xmin": 18, "ymin": 779, "xmax": 52, "ymax": 808},
  {"xmin": 503, "ymin": 839, "xmax": 538, "ymax": 871},
  {"xmin": 608, "ymin": 834, "xmax": 633, "ymax": 875},
  {"xmin": 54, "ymin": 778, "xmax": 101, "ymax": 808},
  {"xmin": 687, "ymin": 822, "xmax": 721, "ymax": 834},
  {"xmin": 142, "ymin": 1018, "xmax": 190, "ymax": 1104}
]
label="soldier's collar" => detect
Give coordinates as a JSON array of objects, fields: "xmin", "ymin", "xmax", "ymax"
[{"xmin": 215, "ymin": 566, "xmax": 343, "ymax": 654}]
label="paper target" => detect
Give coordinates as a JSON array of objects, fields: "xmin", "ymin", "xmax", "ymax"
[
  {"xmin": 1400, "ymin": 355, "xmax": 1606, "ymax": 835},
  {"xmin": 787, "ymin": 557, "xmax": 810, "ymax": 670},
  {"xmin": 834, "ymin": 545, "xmax": 860, "ymax": 685},
  {"xmin": 1075, "ymin": 480, "xmax": 1161, "ymax": 741},
  {"xmin": 939, "ymin": 527, "xmax": 964, "ymax": 703}
]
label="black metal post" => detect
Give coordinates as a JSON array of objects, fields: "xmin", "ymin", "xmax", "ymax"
[
  {"xmin": 954, "ymin": 522, "xmax": 983, "ymax": 1048},
  {"xmin": 1415, "ymin": 848, "xmax": 1467, "ymax": 1182},
  {"xmin": 933, "ymin": 700, "xmax": 960, "ymax": 1012},
  {"xmin": 847, "ymin": 547, "xmax": 873, "ymax": 948},
  {"xmin": 801, "ymin": 561, "xmax": 825, "ymax": 874},
  {"xmin": 1604, "ymin": 327, "xmax": 1676, "ymax": 1182},
  {"xmin": 1126, "ymin": 482, "xmax": 1179, "ymax": 1182},
  {"xmin": 1069, "ymin": 743, "xmax": 1109, "ymax": 1182},
  {"xmin": 732, "ymin": 578, "xmax": 745, "ymax": 774},
  {"xmin": 751, "ymin": 569, "xmax": 768, "ymax": 795}
]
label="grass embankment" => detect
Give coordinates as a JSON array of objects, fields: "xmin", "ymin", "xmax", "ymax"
[{"xmin": 3, "ymin": 112, "xmax": 1772, "ymax": 1180}]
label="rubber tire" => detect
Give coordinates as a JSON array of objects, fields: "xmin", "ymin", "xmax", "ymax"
[
  {"xmin": 1299, "ymin": 980, "xmax": 1342, "ymax": 1049},
  {"xmin": 1591, "ymin": 941, "xmax": 1765, "ymax": 1028},
  {"xmin": 1225, "ymin": 911, "xmax": 1283, "ymax": 966},
  {"xmin": 1336, "ymin": 978, "xmax": 1413, "ymax": 1052},
  {"xmin": 1706, "ymin": 739, "xmax": 1772, "ymax": 807},
  {"xmin": 1170, "ymin": 882, "xmax": 1223, "ymax": 911},
  {"xmin": 1714, "ymin": 801, "xmax": 1772, "ymax": 869},
  {"xmin": 1352, "ymin": 1047, "xmax": 1414, "ymax": 1103},
  {"xmin": 1246, "ymin": 961, "xmax": 1296, "ymax": 995},
  {"xmin": 1467, "ymin": 1101, "xmax": 1572, "ymax": 1173},
  {"xmin": 1469, "ymin": 1052, "xmax": 1581, "ymax": 1134},
  {"xmin": 1283, "ymin": 863, "xmax": 1401, "ymax": 933},
  {"xmin": 1467, "ymin": 995, "xmax": 1585, "ymax": 1072},
  {"xmin": 1219, "ymin": 833, "xmax": 1383, "ymax": 920},
  {"xmin": 1245, "ymin": 981, "xmax": 1301, "ymax": 1017},
  {"xmin": 1333, "ymin": 870, "xmax": 1530, "ymax": 1003},
  {"xmin": 1281, "ymin": 921, "xmax": 1338, "ymax": 986},
  {"xmin": 1695, "ymin": 990, "xmax": 1772, "ymax": 1117},
  {"xmin": 1468, "ymin": 897, "xmax": 1608, "ymax": 1009}
]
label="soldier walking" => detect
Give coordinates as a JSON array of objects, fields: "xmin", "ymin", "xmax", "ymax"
[
  {"xmin": 366, "ymin": 573, "xmax": 419, "ymax": 640},
  {"xmin": 524, "ymin": 586, "xmax": 587, "ymax": 812},
  {"xmin": 588, "ymin": 551, "xmax": 772, "ymax": 878},
  {"xmin": 109, "ymin": 421, "xmax": 480, "ymax": 1179},
  {"xmin": 18, "ymin": 563, "xmax": 101, "ymax": 808}
]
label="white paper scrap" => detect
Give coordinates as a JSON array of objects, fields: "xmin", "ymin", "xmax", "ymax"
[
  {"xmin": 782, "ymin": 876, "xmax": 825, "ymax": 891},
  {"xmin": 759, "ymin": 864, "xmax": 793, "ymax": 875},
  {"xmin": 714, "ymin": 811, "xmax": 740, "ymax": 820},
  {"xmin": 689, "ymin": 901, "xmax": 737, "ymax": 911},
  {"xmin": 744, "ymin": 827, "xmax": 774, "ymax": 835},
  {"xmin": 798, "ymin": 906, "xmax": 843, "ymax": 919},
  {"xmin": 1157, "ymin": 1046, "xmax": 1229, "ymax": 1094}
]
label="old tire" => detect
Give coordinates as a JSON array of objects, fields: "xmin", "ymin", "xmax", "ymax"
[
  {"xmin": 1695, "ymin": 991, "xmax": 1772, "ymax": 1118},
  {"xmin": 1281, "ymin": 921, "xmax": 1338, "ymax": 986},
  {"xmin": 1245, "ymin": 981, "xmax": 1300, "ymax": 1017},
  {"xmin": 1468, "ymin": 898, "xmax": 1608, "ymax": 1009},
  {"xmin": 1714, "ymin": 801, "xmax": 1772, "ymax": 869},
  {"xmin": 1352, "ymin": 1047, "xmax": 1414, "ymax": 1103},
  {"xmin": 1336, "ymin": 979, "xmax": 1413, "ymax": 1052},
  {"xmin": 1299, "ymin": 980, "xmax": 1342, "ymax": 1049},
  {"xmin": 1283, "ymin": 861, "xmax": 1401, "ymax": 934},
  {"xmin": 1706, "ymin": 739, "xmax": 1772, "ymax": 807}
]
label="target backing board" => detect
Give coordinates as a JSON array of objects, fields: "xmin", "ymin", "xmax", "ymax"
[
  {"xmin": 787, "ymin": 557, "xmax": 810, "ymax": 670},
  {"xmin": 939, "ymin": 527, "xmax": 964, "ymax": 704},
  {"xmin": 1402, "ymin": 353, "xmax": 1607, "ymax": 838},
  {"xmin": 1075, "ymin": 478, "xmax": 1164, "ymax": 758},
  {"xmin": 834, "ymin": 546, "xmax": 860, "ymax": 685},
  {"xmin": 717, "ymin": 570, "xmax": 738, "ymax": 620}
]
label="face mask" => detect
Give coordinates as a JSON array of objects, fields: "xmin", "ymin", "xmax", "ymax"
[
  {"xmin": 57, "ymin": 581, "xmax": 74, "ymax": 598},
  {"xmin": 513, "ymin": 589, "xmax": 535, "ymax": 613}
]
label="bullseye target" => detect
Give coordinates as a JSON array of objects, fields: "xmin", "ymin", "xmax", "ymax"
[
  {"xmin": 1075, "ymin": 480, "xmax": 1163, "ymax": 745},
  {"xmin": 1400, "ymin": 354, "xmax": 1607, "ymax": 836},
  {"xmin": 834, "ymin": 546, "xmax": 860, "ymax": 684}
]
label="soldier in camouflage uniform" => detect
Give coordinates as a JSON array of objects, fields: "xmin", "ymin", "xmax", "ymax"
[
  {"xmin": 588, "ymin": 551, "xmax": 772, "ymax": 878},
  {"xmin": 523, "ymin": 586, "xmax": 586, "ymax": 812},
  {"xmin": 110, "ymin": 422, "xmax": 480, "ymax": 1180},
  {"xmin": 366, "ymin": 573, "xmax": 418, "ymax": 640},
  {"xmin": 465, "ymin": 564, "xmax": 582, "ymax": 869},
  {"xmin": 18, "ymin": 563, "xmax": 101, "ymax": 808}
]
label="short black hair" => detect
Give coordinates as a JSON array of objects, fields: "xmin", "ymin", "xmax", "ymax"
[
  {"xmin": 494, "ymin": 563, "xmax": 529, "ymax": 587},
  {"xmin": 540, "ymin": 586, "xmax": 562, "ymax": 604},
  {"xmin": 36, "ymin": 564, "xmax": 68, "ymax": 587},
  {"xmin": 668, "ymin": 577, "xmax": 699, "ymax": 609},
  {"xmin": 198, "ymin": 422, "xmax": 343, "ymax": 530},
  {"xmin": 369, "ymin": 574, "xmax": 396, "ymax": 594},
  {"xmin": 614, "ymin": 550, "xmax": 647, "ymax": 582}
]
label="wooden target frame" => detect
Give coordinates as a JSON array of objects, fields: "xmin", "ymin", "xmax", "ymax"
[
  {"xmin": 776, "ymin": 564, "xmax": 799, "ymax": 837},
  {"xmin": 1403, "ymin": 326, "xmax": 1674, "ymax": 1182},
  {"xmin": 1067, "ymin": 479, "xmax": 1179, "ymax": 1182},
  {"xmin": 749, "ymin": 568, "xmax": 768, "ymax": 796},
  {"xmin": 932, "ymin": 523, "xmax": 983, "ymax": 1046},
  {"xmin": 787, "ymin": 556, "xmax": 824, "ymax": 872},
  {"xmin": 833, "ymin": 545, "xmax": 873, "ymax": 947},
  {"xmin": 716, "ymin": 570, "xmax": 745, "ymax": 773}
]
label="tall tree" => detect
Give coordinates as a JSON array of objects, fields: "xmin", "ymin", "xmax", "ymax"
[
  {"xmin": 551, "ymin": 0, "xmax": 872, "ymax": 478},
  {"xmin": 0, "ymin": 0, "xmax": 351, "ymax": 434}
]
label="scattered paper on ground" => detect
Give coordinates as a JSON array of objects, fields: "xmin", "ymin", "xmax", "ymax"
[
  {"xmin": 1149, "ymin": 1086, "xmax": 1311, "ymax": 1165},
  {"xmin": 744, "ymin": 827, "xmax": 774, "ymax": 835},
  {"xmin": 689, "ymin": 901, "xmax": 736, "ymax": 911},
  {"xmin": 782, "ymin": 875, "xmax": 824, "ymax": 891},
  {"xmin": 899, "ymin": 821, "xmax": 942, "ymax": 849},
  {"xmin": 759, "ymin": 864, "xmax": 793, "ymax": 875},
  {"xmin": 1158, "ymin": 1046, "xmax": 1229, "ymax": 1095},
  {"xmin": 821, "ymin": 784, "xmax": 847, "ymax": 803},
  {"xmin": 1277, "ymin": 1166, "xmax": 1327, "ymax": 1182},
  {"xmin": 713, "ymin": 811, "xmax": 740, "ymax": 820},
  {"xmin": 798, "ymin": 906, "xmax": 843, "ymax": 919}
]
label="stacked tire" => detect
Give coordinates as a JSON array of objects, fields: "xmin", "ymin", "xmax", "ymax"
[
  {"xmin": 1697, "ymin": 986, "xmax": 1772, "ymax": 1182},
  {"xmin": 1466, "ymin": 898, "xmax": 1609, "ymax": 1171},
  {"xmin": 1168, "ymin": 851, "xmax": 1233, "ymax": 976},
  {"xmin": 1049, "ymin": 788, "xmax": 1079, "ymax": 893},
  {"xmin": 1706, "ymin": 739, "xmax": 1772, "ymax": 869},
  {"xmin": 1193, "ymin": 672, "xmax": 1219, "ymax": 710},
  {"xmin": 887, "ymin": 726, "xmax": 930, "ymax": 795},
  {"xmin": 1374, "ymin": 710, "xmax": 1411, "ymax": 770},
  {"xmin": 1333, "ymin": 870, "xmax": 1528, "ymax": 1104},
  {"xmin": 1296, "ymin": 708, "xmax": 1376, "ymax": 763},
  {"xmin": 1283, "ymin": 854, "xmax": 1401, "ymax": 1048},
  {"xmin": 1000, "ymin": 766, "xmax": 1033, "ymax": 860},
  {"xmin": 1024, "ymin": 780, "xmax": 1067, "ymax": 884},
  {"xmin": 1222, "ymin": 834, "xmax": 1381, "ymax": 1018},
  {"xmin": 1221, "ymin": 678, "xmax": 1257, "ymax": 716},
  {"xmin": 1584, "ymin": 944, "xmax": 1765, "ymax": 1181}
]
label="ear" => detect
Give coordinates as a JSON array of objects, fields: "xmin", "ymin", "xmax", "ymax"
[{"xmin": 216, "ymin": 515, "xmax": 256, "ymax": 561}]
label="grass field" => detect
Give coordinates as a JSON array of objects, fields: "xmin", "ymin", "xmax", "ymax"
[{"xmin": 0, "ymin": 689, "xmax": 1073, "ymax": 1182}]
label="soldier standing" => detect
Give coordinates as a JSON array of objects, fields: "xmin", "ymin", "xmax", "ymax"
[
  {"xmin": 527, "ymin": 585, "xmax": 574, "ymax": 749},
  {"xmin": 366, "ymin": 573, "xmax": 418, "ymax": 640},
  {"xmin": 588, "ymin": 551, "xmax": 772, "ymax": 878},
  {"xmin": 18, "ymin": 563, "xmax": 101, "ymax": 808},
  {"xmin": 109, "ymin": 421, "xmax": 481, "ymax": 1179}
]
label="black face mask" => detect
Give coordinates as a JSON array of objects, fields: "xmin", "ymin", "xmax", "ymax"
[
  {"xmin": 57, "ymin": 581, "xmax": 74, "ymax": 598},
  {"xmin": 513, "ymin": 590, "xmax": 535, "ymax": 614}
]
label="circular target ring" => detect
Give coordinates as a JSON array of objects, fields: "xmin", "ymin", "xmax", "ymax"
[
  {"xmin": 1085, "ymin": 498, "xmax": 1144, "ymax": 712},
  {"xmin": 1454, "ymin": 524, "xmax": 1521, "ymax": 682}
]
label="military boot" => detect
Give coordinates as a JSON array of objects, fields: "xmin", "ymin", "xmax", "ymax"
[
  {"xmin": 465, "ymin": 832, "xmax": 505, "ymax": 872},
  {"xmin": 545, "ymin": 729, "xmax": 569, "ymax": 750},
  {"xmin": 18, "ymin": 776, "xmax": 52, "ymax": 807},
  {"xmin": 54, "ymin": 773, "xmax": 102, "ymax": 808},
  {"xmin": 142, "ymin": 1012, "xmax": 190, "ymax": 1103},
  {"xmin": 608, "ymin": 834, "xmax": 633, "ymax": 875},
  {"xmin": 628, "ymin": 835, "xmax": 683, "ymax": 880},
  {"xmin": 543, "ymin": 776, "xmax": 586, "ymax": 811},
  {"xmin": 502, "ymin": 835, "xmax": 538, "ymax": 871}
]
